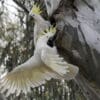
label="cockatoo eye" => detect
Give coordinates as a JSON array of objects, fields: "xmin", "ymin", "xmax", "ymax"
[{"xmin": 32, "ymin": 13, "xmax": 35, "ymax": 17}]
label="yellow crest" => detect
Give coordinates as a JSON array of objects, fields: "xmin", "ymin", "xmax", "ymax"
[
  {"xmin": 31, "ymin": 3, "xmax": 42, "ymax": 15},
  {"xmin": 45, "ymin": 26, "xmax": 56, "ymax": 34},
  {"xmin": 39, "ymin": 26, "xmax": 56, "ymax": 38},
  {"xmin": 40, "ymin": 26, "xmax": 56, "ymax": 35}
]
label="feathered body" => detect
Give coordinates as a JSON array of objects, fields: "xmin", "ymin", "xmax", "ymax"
[
  {"xmin": 0, "ymin": 27, "xmax": 79, "ymax": 96},
  {"xmin": 33, "ymin": 16, "xmax": 50, "ymax": 46},
  {"xmin": 29, "ymin": 4, "xmax": 51, "ymax": 46}
]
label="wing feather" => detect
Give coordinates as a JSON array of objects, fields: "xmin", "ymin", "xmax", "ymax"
[
  {"xmin": 0, "ymin": 61, "xmax": 59, "ymax": 96},
  {"xmin": 41, "ymin": 46, "xmax": 79, "ymax": 80}
]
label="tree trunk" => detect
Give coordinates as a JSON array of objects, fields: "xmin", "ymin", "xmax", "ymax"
[{"xmin": 54, "ymin": 0, "xmax": 100, "ymax": 99}]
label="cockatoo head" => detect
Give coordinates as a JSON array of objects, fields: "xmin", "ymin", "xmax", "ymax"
[
  {"xmin": 29, "ymin": 3, "xmax": 43, "ymax": 21},
  {"xmin": 37, "ymin": 26, "xmax": 56, "ymax": 44}
]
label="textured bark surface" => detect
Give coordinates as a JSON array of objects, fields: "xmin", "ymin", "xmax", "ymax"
[{"xmin": 54, "ymin": 0, "xmax": 100, "ymax": 99}]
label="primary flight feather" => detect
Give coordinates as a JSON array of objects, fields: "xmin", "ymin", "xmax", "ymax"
[{"xmin": 0, "ymin": 27, "xmax": 79, "ymax": 96}]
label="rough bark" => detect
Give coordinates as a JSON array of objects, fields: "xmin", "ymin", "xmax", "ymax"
[{"xmin": 54, "ymin": 0, "xmax": 100, "ymax": 99}]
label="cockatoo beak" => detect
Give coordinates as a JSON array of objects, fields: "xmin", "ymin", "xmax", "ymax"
[{"xmin": 47, "ymin": 32, "xmax": 57, "ymax": 47}]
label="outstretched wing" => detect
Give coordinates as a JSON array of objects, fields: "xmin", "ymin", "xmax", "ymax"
[
  {"xmin": 41, "ymin": 45, "xmax": 79, "ymax": 80},
  {"xmin": 0, "ymin": 56, "xmax": 60, "ymax": 97}
]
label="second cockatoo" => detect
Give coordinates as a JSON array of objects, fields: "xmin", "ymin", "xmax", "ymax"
[
  {"xmin": 29, "ymin": 3, "xmax": 51, "ymax": 46},
  {"xmin": 0, "ymin": 27, "xmax": 79, "ymax": 97},
  {"xmin": 44, "ymin": 0, "xmax": 61, "ymax": 16}
]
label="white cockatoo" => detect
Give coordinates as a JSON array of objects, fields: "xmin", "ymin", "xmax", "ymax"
[
  {"xmin": 44, "ymin": 0, "xmax": 61, "ymax": 16},
  {"xmin": 29, "ymin": 3, "xmax": 51, "ymax": 46},
  {"xmin": 0, "ymin": 27, "xmax": 79, "ymax": 97}
]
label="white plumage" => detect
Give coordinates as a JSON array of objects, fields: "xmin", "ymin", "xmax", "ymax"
[
  {"xmin": 0, "ymin": 29, "xmax": 79, "ymax": 96},
  {"xmin": 29, "ymin": 4, "xmax": 51, "ymax": 46},
  {"xmin": 44, "ymin": 0, "xmax": 61, "ymax": 16}
]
